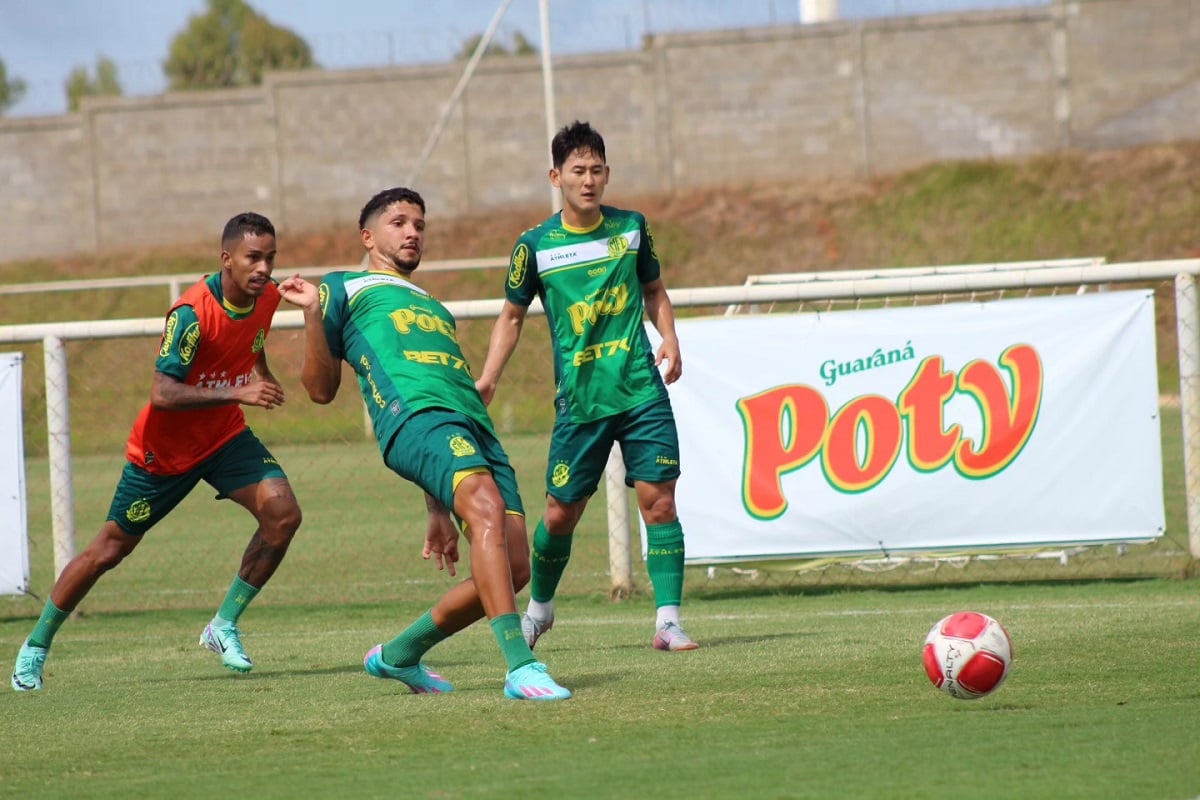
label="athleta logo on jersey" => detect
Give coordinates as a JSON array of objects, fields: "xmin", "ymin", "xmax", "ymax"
[
  {"xmin": 194, "ymin": 369, "xmax": 257, "ymax": 389},
  {"xmin": 534, "ymin": 231, "xmax": 640, "ymax": 275}
]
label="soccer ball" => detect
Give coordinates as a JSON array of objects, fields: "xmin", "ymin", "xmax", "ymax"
[{"xmin": 922, "ymin": 611, "xmax": 1013, "ymax": 699}]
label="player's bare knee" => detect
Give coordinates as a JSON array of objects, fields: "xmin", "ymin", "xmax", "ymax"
[{"xmin": 640, "ymin": 496, "xmax": 677, "ymax": 525}]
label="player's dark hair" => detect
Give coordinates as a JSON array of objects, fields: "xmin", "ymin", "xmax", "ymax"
[
  {"xmin": 551, "ymin": 120, "xmax": 606, "ymax": 169},
  {"xmin": 359, "ymin": 187, "xmax": 426, "ymax": 230},
  {"xmin": 221, "ymin": 212, "xmax": 275, "ymax": 250}
]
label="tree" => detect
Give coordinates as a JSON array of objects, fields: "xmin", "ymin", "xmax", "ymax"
[
  {"xmin": 0, "ymin": 57, "xmax": 27, "ymax": 115},
  {"xmin": 66, "ymin": 57, "xmax": 123, "ymax": 112},
  {"xmin": 453, "ymin": 30, "xmax": 539, "ymax": 61},
  {"xmin": 164, "ymin": 0, "xmax": 314, "ymax": 90}
]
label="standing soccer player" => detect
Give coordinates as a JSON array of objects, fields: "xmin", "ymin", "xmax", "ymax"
[
  {"xmin": 475, "ymin": 120, "xmax": 698, "ymax": 652},
  {"xmin": 11, "ymin": 212, "xmax": 304, "ymax": 691},
  {"xmin": 277, "ymin": 187, "xmax": 570, "ymax": 700}
]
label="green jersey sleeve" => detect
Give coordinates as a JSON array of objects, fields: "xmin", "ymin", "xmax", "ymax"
[
  {"xmin": 637, "ymin": 214, "xmax": 662, "ymax": 284},
  {"xmin": 318, "ymin": 273, "xmax": 349, "ymax": 360},
  {"xmin": 504, "ymin": 231, "xmax": 540, "ymax": 307},
  {"xmin": 154, "ymin": 304, "xmax": 201, "ymax": 381}
]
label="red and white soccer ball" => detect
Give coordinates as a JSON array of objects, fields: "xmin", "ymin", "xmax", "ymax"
[{"xmin": 922, "ymin": 611, "xmax": 1013, "ymax": 700}]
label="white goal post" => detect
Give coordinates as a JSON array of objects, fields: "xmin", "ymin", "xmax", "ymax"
[{"xmin": 1, "ymin": 258, "xmax": 1198, "ymax": 590}]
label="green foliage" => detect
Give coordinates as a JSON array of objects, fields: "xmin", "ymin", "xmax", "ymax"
[
  {"xmin": 454, "ymin": 29, "xmax": 539, "ymax": 60},
  {"xmin": 164, "ymin": 0, "xmax": 315, "ymax": 90},
  {"xmin": 0, "ymin": 56, "xmax": 27, "ymax": 113},
  {"xmin": 65, "ymin": 56, "xmax": 123, "ymax": 112}
]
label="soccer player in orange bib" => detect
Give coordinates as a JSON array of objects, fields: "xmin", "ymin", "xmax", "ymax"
[{"xmin": 12, "ymin": 212, "xmax": 303, "ymax": 691}]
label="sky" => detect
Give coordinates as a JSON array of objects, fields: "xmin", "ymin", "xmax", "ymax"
[{"xmin": 0, "ymin": 0, "xmax": 1046, "ymax": 118}]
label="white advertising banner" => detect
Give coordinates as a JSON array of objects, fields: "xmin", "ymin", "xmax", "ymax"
[
  {"xmin": 0, "ymin": 352, "xmax": 29, "ymax": 593},
  {"xmin": 647, "ymin": 291, "xmax": 1164, "ymax": 563}
]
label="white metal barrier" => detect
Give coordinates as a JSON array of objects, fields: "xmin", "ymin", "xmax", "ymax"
[
  {"xmin": 2, "ymin": 258, "xmax": 1199, "ymax": 590},
  {"xmin": 0, "ymin": 257, "xmax": 507, "ymax": 304}
]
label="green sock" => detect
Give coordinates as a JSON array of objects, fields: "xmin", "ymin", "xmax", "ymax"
[
  {"xmin": 28, "ymin": 600, "xmax": 70, "ymax": 649},
  {"xmin": 530, "ymin": 521, "xmax": 573, "ymax": 603},
  {"xmin": 216, "ymin": 576, "xmax": 260, "ymax": 625},
  {"xmin": 646, "ymin": 520, "xmax": 685, "ymax": 607},
  {"xmin": 381, "ymin": 610, "xmax": 450, "ymax": 667},
  {"xmin": 490, "ymin": 613, "xmax": 536, "ymax": 672}
]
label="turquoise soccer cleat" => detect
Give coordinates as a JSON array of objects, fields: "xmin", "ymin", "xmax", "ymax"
[
  {"xmin": 200, "ymin": 621, "xmax": 254, "ymax": 673},
  {"xmin": 363, "ymin": 644, "xmax": 453, "ymax": 694},
  {"xmin": 11, "ymin": 640, "xmax": 48, "ymax": 691},
  {"xmin": 504, "ymin": 661, "xmax": 572, "ymax": 701}
]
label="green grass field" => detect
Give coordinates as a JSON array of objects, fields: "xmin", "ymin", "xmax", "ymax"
[
  {"xmin": 1, "ymin": 583, "xmax": 1197, "ymax": 799},
  {"xmin": 1, "ymin": 420, "xmax": 1199, "ymax": 798}
]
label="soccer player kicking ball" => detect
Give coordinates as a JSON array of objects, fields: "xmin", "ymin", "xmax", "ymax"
[
  {"xmin": 475, "ymin": 120, "xmax": 699, "ymax": 653},
  {"xmin": 12, "ymin": 213, "xmax": 304, "ymax": 691},
  {"xmin": 277, "ymin": 187, "xmax": 570, "ymax": 701}
]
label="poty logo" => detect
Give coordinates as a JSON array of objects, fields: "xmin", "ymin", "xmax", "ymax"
[{"xmin": 737, "ymin": 344, "xmax": 1043, "ymax": 520}]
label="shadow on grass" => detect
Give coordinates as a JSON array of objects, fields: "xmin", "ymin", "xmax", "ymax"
[{"xmin": 687, "ymin": 575, "xmax": 1166, "ymax": 602}]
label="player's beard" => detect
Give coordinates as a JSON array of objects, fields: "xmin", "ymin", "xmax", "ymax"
[{"xmin": 385, "ymin": 245, "xmax": 422, "ymax": 274}]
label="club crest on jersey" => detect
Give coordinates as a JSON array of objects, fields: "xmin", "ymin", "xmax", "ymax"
[
  {"xmin": 179, "ymin": 322, "xmax": 201, "ymax": 365},
  {"xmin": 252, "ymin": 329, "xmax": 266, "ymax": 353},
  {"xmin": 606, "ymin": 235, "xmax": 630, "ymax": 258},
  {"xmin": 448, "ymin": 435, "xmax": 476, "ymax": 457},
  {"xmin": 508, "ymin": 243, "xmax": 530, "ymax": 289},
  {"xmin": 551, "ymin": 462, "xmax": 570, "ymax": 488},
  {"xmin": 126, "ymin": 498, "xmax": 151, "ymax": 524}
]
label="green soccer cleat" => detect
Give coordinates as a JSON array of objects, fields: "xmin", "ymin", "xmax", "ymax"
[
  {"xmin": 504, "ymin": 661, "xmax": 572, "ymax": 701},
  {"xmin": 11, "ymin": 640, "xmax": 48, "ymax": 691},
  {"xmin": 200, "ymin": 621, "xmax": 254, "ymax": 673},
  {"xmin": 521, "ymin": 612, "xmax": 554, "ymax": 650},
  {"xmin": 363, "ymin": 645, "xmax": 453, "ymax": 694},
  {"xmin": 653, "ymin": 621, "xmax": 700, "ymax": 652}
]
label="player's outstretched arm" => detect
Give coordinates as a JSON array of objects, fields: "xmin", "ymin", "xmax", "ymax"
[
  {"xmin": 475, "ymin": 300, "xmax": 528, "ymax": 405},
  {"xmin": 643, "ymin": 278, "xmax": 683, "ymax": 385},
  {"xmin": 150, "ymin": 370, "xmax": 284, "ymax": 410},
  {"xmin": 278, "ymin": 275, "xmax": 342, "ymax": 404}
]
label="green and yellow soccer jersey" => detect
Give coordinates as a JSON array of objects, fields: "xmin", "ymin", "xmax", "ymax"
[
  {"xmin": 506, "ymin": 205, "xmax": 668, "ymax": 423},
  {"xmin": 318, "ymin": 270, "xmax": 493, "ymax": 449}
]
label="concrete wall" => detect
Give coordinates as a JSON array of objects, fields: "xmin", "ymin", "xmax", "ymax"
[{"xmin": 2, "ymin": 0, "xmax": 1197, "ymax": 262}]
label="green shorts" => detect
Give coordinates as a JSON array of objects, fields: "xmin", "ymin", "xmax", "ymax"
[
  {"xmin": 106, "ymin": 428, "xmax": 287, "ymax": 536},
  {"xmin": 546, "ymin": 395, "xmax": 681, "ymax": 503},
  {"xmin": 383, "ymin": 409, "xmax": 523, "ymax": 516}
]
